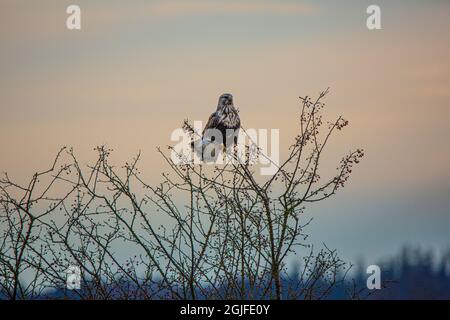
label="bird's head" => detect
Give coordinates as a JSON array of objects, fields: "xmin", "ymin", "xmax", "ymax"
[{"xmin": 218, "ymin": 93, "xmax": 234, "ymax": 110}]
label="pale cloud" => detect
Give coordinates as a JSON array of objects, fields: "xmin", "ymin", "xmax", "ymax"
[
  {"xmin": 0, "ymin": 0, "xmax": 318, "ymax": 45},
  {"xmin": 0, "ymin": 1, "xmax": 63, "ymax": 41},
  {"xmin": 145, "ymin": 0, "xmax": 318, "ymax": 17},
  {"xmin": 87, "ymin": 0, "xmax": 318, "ymax": 35},
  {"xmin": 407, "ymin": 62, "xmax": 450, "ymax": 99}
]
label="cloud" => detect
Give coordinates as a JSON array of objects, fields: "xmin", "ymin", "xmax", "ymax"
[
  {"xmin": 145, "ymin": 0, "xmax": 318, "ymax": 17},
  {"xmin": 408, "ymin": 62, "xmax": 450, "ymax": 99},
  {"xmin": 0, "ymin": 0, "xmax": 317, "ymax": 45},
  {"xmin": 88, "ymin": 0, "xmax": 318, "ymax": 31}
]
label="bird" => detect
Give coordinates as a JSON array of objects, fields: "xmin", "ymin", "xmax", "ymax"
[{"xmin": 194, "ymin": 93, "xmax": 241, "ymax": 159}]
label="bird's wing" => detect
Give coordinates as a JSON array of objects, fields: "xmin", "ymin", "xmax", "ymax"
[
  {"xmin": 203, "ymin": 111, "xmax": 221, "ymax": 134},
  {"xmin": 234, "ymin": 114, "xmax": 241, "ymax": 130}
]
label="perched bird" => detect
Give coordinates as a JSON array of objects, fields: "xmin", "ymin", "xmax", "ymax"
[
  {"xmin": 202, "ymin": 93, "xmax": 240, "ymax": 147},
  {"xmin": 193, "ymin": 93, "xmax": 241, "ymax": 159}
]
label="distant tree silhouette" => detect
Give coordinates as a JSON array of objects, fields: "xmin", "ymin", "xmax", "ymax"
[{"xmin": 363, "ymin": 246, "xmax": 450, "ymax": 300}]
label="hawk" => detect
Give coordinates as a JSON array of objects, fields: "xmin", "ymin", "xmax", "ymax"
[
  {"xmin": 192, "ymin": 93, "xmax": 241, "ymax": 159},
  {"xmin": 202, "ymin": 93, "xmax": 240, "ymax": 148}
]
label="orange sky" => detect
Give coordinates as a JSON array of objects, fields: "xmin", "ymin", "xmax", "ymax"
[{"xmin": 1, "ymin": 0, "xmax": 449, "ymax": 261}]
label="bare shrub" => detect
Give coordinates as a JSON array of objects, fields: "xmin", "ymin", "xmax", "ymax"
[{"xmin": 0, "ymin": 90, "xmax": 363, "ymax": 300}]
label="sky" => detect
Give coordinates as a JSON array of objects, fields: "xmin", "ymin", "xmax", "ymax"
[{"xmin": 1, "ymin": 0, "xmax": 450, "ymax": 265}]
